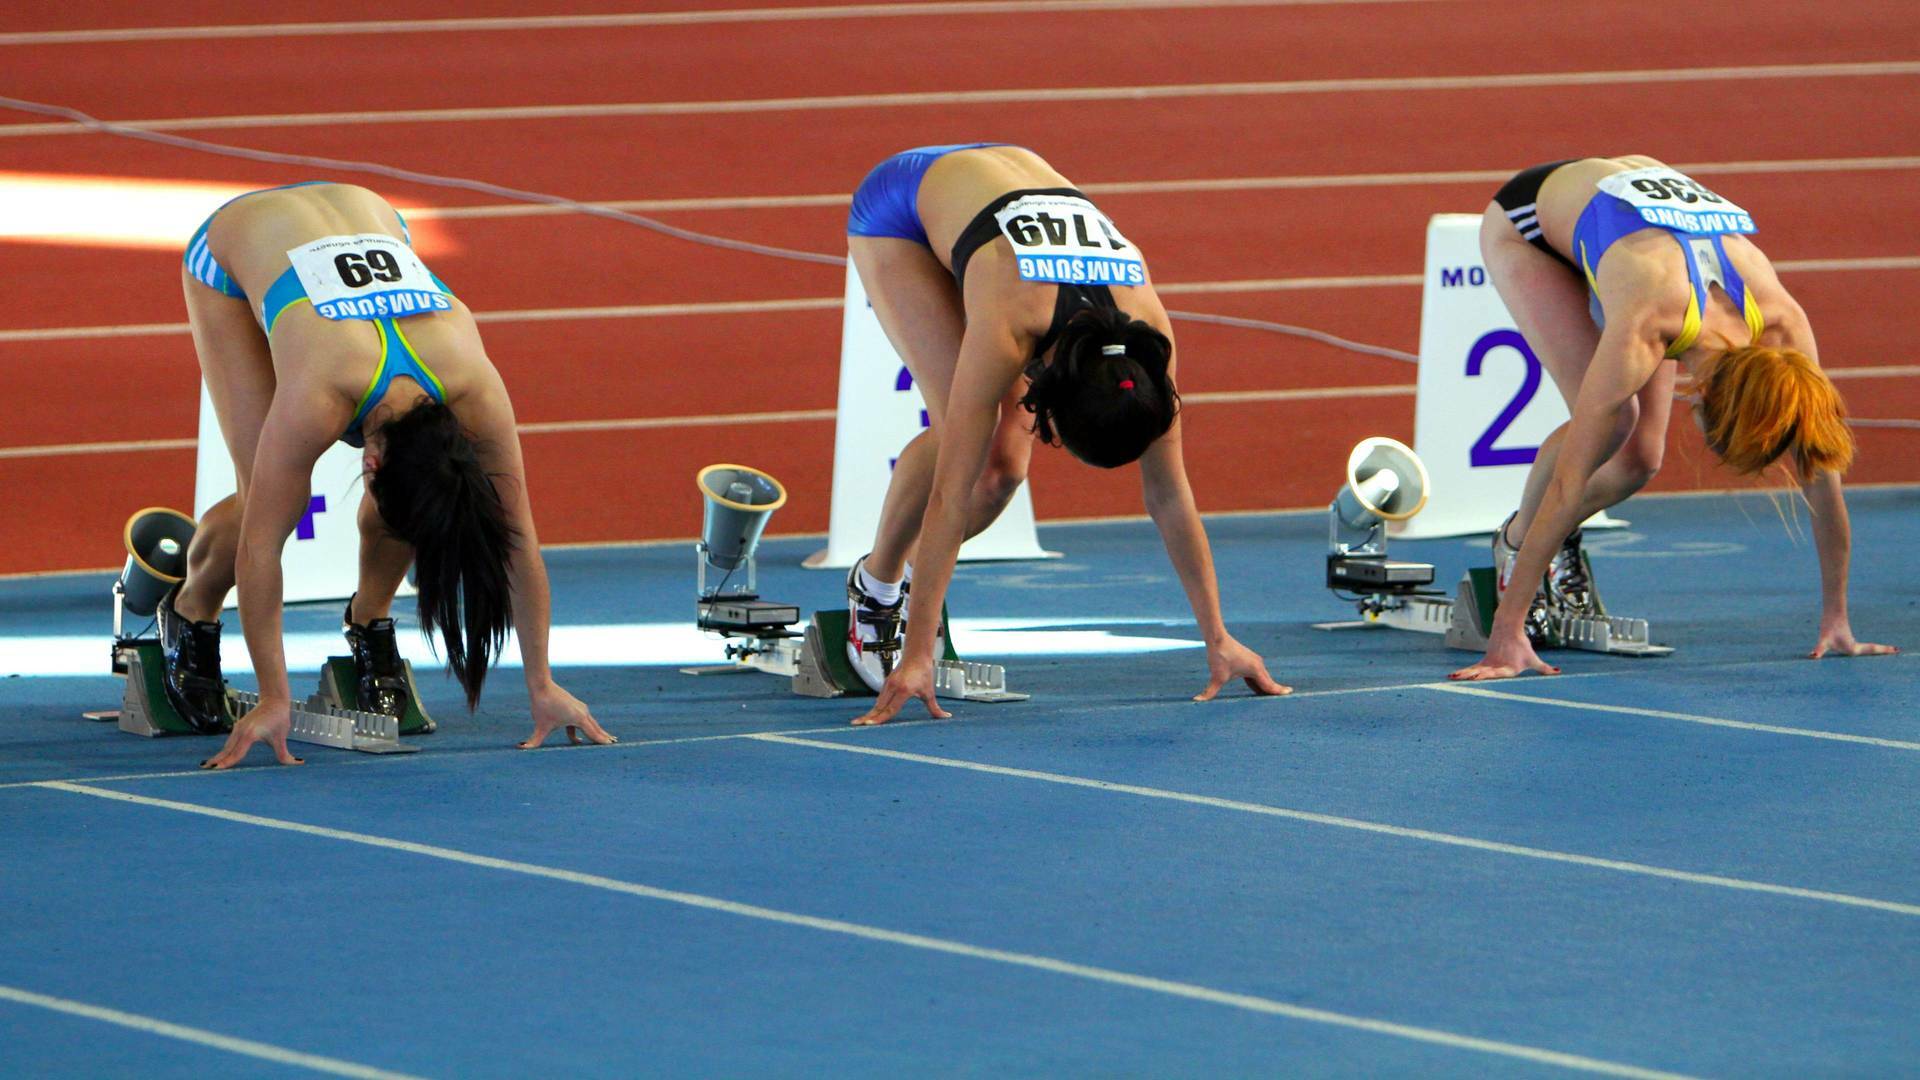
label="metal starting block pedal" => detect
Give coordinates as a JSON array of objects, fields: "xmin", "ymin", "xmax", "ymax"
[
  {"xmin": 94, "ymin": 641, "xmax": 423, "ymax": 753},
  {"xmin": 311, "ymin": 655, "xmax": 435, "ymax": 735},
  {"xmin": 792, "ymin": 610, "xmax": 1029, "ymax": 703},
  {"xmin": 1444, "ymin": 565, "xmax": 1673, "ymax": 658}
]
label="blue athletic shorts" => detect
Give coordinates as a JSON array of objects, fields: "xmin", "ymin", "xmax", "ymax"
[
  {"xmin": 846, "ymin": 143, "xmax": 1007, "ymax": 246},
  {"xmin": 182, "ymin": 181, "xmax": 413, "ymax": 300}
]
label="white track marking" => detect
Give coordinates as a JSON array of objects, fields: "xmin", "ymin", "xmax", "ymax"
[
  {"xmin": 402, "ymin": 155, "xmax": 1920, "ymax": 220},
  {"xmin": 748, "ymin": 734, "xmax": 1920, "ymax": 917},
  {"xmin": 0, "ymin": 0, "xmax": 1439, "ymax": 47},
  {"xmin": 0, "ymin": 983, "xmax": 423, "ymax": 1079},
  {"xmin": 8, "ymin": 358, "xmax": 1917, "ymax": 459},
  {"xmin": 0, "ymin": 436, "xmax": 195, "ymax": 460},
  {"xmin": 5, "ymin": 61, "xmax": 1918, "ymax": 137},
  {"xmin": 32, "ymin": 781, "xmax": 1695, "ymax": 1078},
  {"xmin": 1428, "ymin": 684, "xmax": 1920, "ymax": 752},
  {"xmin": 6, "ymin": 257, "xmax": 1918, "ymax": 347},
  {"xmin": 0, "ymin": 385, "xmax": 1413, "ymax": 461}
]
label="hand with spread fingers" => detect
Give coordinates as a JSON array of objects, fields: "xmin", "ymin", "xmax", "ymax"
[
  {"xmin": 1809, "ymin": 615, "xmax": 1899, "ymax": 661},
  {"xmin": 519, "ymin": 681, "xmax": 617, "ymax": 749},
  {"xmin": 1450, "ymin": 631, "xmax": 1561, "ymax": 682},
  {"xmin": 201, "ymin": 697, "xmax": 302, "ymax": 770},
  {"xmin": 853, "ymin": 658, "xmax": 951, "ymax": 727},
  {"xmin": 1195, "ymin": 637, "xmax": 1291, "ymax": 701}
]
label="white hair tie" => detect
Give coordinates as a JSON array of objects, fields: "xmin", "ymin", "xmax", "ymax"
[{"xmin": 1101, "ymin": 343, "xmax": 1126, "ymax": 356}]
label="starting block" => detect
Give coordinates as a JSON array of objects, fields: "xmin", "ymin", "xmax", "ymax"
[
  {"xmin": 93, "ymin": 640, "xmax": 423, "ymax": 753},
  {"xmin": 791, "ymin": 610, "xmax": 1029, "ymax": 703},
  {"xmin": 1443, "ymin": 565, "xmax": 1672, "ymax": 657},
  {"xmin": 311, "ymin": 656, "xmax": 435, "ymax": 735}
]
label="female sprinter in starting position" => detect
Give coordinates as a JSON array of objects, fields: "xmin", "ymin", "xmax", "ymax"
[
  {"xmin": 1453, "ymin": 155, "xmax": 1896, "ymax": 680},
  {"xmin": 166, "ymin": 181, "xmax": 614, "ymax": 764},
  {"xmin": 842, "ymin": 143, "xmax": 1287, "ymax": 724}
]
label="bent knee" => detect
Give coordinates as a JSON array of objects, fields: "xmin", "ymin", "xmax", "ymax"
[{"xmin": 977, "ymin": 458, "xmax": 1028, "ymax": 505}]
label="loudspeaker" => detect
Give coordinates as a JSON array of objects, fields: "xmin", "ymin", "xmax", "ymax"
[
  {"xmin": 697, "ymin": 464, "xmax": 787, "ymax": 572},
  {"xmin": 1334, "ymin": 436, "xmax": 1429, "ymax": 531},
  {"xmin": 119, "ymin": 507, "xmax": 197, "ymax": 617}
]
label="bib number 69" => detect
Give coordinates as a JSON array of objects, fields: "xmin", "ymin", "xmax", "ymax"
[{"xmin": 332, "ymin": 248, "xmax": 404, "ymax": 289}]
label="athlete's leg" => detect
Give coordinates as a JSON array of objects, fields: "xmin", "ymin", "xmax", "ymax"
[
  {"xmin": 350, "ymin": 493, "xmax": 414, "ymax": 622},
  {"xmin": 1481, "ymin": 204, "xmax": 1640, "ymax": 539},
  {"xmin": 850, "ymin": 236, "xmax": 1031, "ymax": 581},
  {"xmin": 174, "ymin": 265, "xmax": 276, "ymax": 622}
]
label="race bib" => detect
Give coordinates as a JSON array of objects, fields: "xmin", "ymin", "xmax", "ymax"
[
  {"xmin": 1597, "ymin": 167, "xmax": 1756, "ymax": 235},
  {"xmin": 993, "ymin": 194, "xmax": 1145, "ymax": 287},
  {"xmin": 287, "ymin": 233, "xmax": 451, "ymax": 321}
]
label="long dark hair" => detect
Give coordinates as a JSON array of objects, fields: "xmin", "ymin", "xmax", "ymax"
[
  {"xmin": 1020, "ymin": 306, "xmax": 1179, "ymax": 468},
  {"xmin": 366, "ymin": 400, "xmax": 516, "ymax": 709}
]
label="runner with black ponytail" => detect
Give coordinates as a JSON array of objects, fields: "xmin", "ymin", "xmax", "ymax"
[
  {"xmin": 1020, "ymin": 306, "xmax": 1179, "ymax": 468},
  {"xmin": 166, "ymin": 181, "xmax": 615, "ymax": 768},
  {"xmin": 365, "ymin": 399, "xmax": 516, "ymax": 709},
  {"xmin": 841, "ymin": 143, "xmax": 1288, "ymax": 724}
]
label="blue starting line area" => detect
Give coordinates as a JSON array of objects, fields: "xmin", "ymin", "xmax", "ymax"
[{"xmin": 2, "ymin": 488, "xmax": 1916, "ymax": 1077}]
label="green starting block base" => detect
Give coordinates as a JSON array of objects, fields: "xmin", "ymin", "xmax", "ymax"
[
  {"xmin": 1444, "ymin": 566, "xmax": 1673, "ymax": 658},
  {"xmin": 312, "ymin": 656, "xmax": 435, "ymax": 735},
  {"xmin": 792, "ymin": 610, "xmax": 1028, "ymax": 703},
  {"xmin": 96, "ymin": 641, "xmax": 425, "ymax": 753},
  {"xmin": 110, "ymin": 641, "xmax": 220, "ymax": 736}
]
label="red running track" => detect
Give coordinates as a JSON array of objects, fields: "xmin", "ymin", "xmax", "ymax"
[{"xmin": 2, "ymin": 0, "xmax": 1916, "ymax": 573}]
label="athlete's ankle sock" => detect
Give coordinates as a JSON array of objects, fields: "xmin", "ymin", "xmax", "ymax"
[{"xmin": 859, "ymin": 563, "xmax": 904, "ymax": 606}]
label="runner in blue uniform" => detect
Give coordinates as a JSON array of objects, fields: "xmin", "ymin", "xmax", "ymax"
[
  {"xmin": 844, "ymin": 144, "xmax": 1287, "ymax": 723},
  {"xmin": 1455, "ymin": 155, "xmax": 1895, "ymax": 680},
  {"xmin": 170, "ymin": 181, "xmax": 613, "ymax": 764}
]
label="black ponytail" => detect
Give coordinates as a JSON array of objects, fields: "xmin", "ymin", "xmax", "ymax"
[
  {"xmin": 366, "ymin": 400, "xmax": 516, "ymax": 709},
  {"xmin": 1019, "ymin": 306, "xmax": 1179, "ymax": 468}
]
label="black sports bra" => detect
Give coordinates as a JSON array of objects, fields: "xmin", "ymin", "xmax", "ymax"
[{"xmin": 948, "ymin": 186, "xmax": 1119, "ymax": 361}]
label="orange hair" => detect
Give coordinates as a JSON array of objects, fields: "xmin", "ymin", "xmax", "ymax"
[{"xmin": 1695, "ymin": 345, "xmax": 1854, "ymax": 481}]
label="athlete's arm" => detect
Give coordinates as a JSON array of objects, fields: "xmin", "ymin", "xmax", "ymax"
[
  {"xmin": 854, "ymin": 318, "xmax": 1026, "ymax": 726},
  {"xmin": 1136, "ymin": 361, "xmax": 1289, "ymax": 701},
  {"xmin": 461, "ymin": 364, "xmax": 617, "ymax": 747},
  {"xmin": 203, "ymin": 384, "xmax": 339, "ymax": 768},
  {"xmin": 1452, "ymin": 315, "xmax": 1664, "ymax": 681},
  {"xmin": 1774, "ymin": 304, "xmax": 1899, "ymax": 660}
]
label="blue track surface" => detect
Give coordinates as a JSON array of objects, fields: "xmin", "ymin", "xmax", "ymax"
[{"xmin": 2, "ymin": 488, "xmax": 1916, "ymax": 1077}]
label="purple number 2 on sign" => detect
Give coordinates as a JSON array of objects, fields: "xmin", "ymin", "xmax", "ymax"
[{"xmin": 1465, "ymin": 329, "xmax": 1543, "ymax": 468}]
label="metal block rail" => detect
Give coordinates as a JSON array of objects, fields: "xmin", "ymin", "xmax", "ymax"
[
  {"xmin": 792, "ymin": 611, "xmax": 1029, "ymax": 702},
  {"xmin": 232, "ymin": 689, "xmax": 421, "ymax": 754}
]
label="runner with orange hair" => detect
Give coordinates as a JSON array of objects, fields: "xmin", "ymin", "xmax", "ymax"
[{"xmin": 1452, "ymin": 155, "xmax": 1894, "ymax": 681}]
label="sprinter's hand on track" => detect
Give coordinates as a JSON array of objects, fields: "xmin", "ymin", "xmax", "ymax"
[
  {"xmin": 854, "ymin": 658, "xmax": 950, "ymax": 726},
  {"xmin": 1809, "ymin": 616, "xmax": 1899, "ymax": 661},
  {"xmin": 520, "ymin": 682, "xmax": 616, "ymax": 748},
  {"xmin": 1449, "ymin": 631, "xmax": 1559, "ymax": 681},
  {"xmin": 201, "ymin": 698, "xmax": 301, "ymax": 769},
  {"xmin": 1196, "ymin": 638, "xmax": 1291, "ymax": 701}
]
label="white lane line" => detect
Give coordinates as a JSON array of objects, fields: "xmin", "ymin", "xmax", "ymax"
[
  {"xmin": 1427, "ymin": 684, "xmax": 1920, "ymax": 752},
  {"xmin": 6, "ymin": 60, "xmax": 1917, "ymax": 137},
  {"xmin": 404, "ymin": 155, "xmax": 1920, "ymax": 219},
  {"xmin": 0, "ymin": 983, "xmax": 423, "ymax": 1079},
  {"xmin": 0, "ymin": 355, "xmax": 1910, "ymax": 459},
  {"xmin": 0, "ymin": 0, "xmax": 1437, "ymax": 46},
  {"xmin": 7, "ymin": 257, "xmax": 1919, "ymax": 347},
  {"xmin": 0, "ymin": 719, "xmax": 958, "ymax": 791},
  {"xmin": 0, "ymin": 436, "xmax": 195, "ymax": 460},
  {"xmin": 403, "ymin": 155, "xmax": 1920, "ymax": 220},
  {"xmin": 0, "ymin": 384, "xmax": 1412, "ymax": 461},
  {"xmin": 33, "ymin": 781, "xmax": 1694, "ymax": 1078},
  {"xmin": 747, "ymin": 734, "xmax": 1920, "ymax": 917}
]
